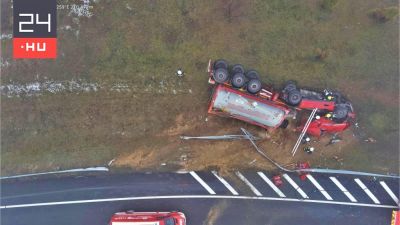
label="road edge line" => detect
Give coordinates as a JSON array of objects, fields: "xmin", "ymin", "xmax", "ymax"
[{"xmin": 1, "ymin": 195, "xmax": 397, "ymax": 209}]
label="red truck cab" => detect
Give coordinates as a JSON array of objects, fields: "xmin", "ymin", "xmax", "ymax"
[
  {"xmin": 109, "ymin": 211, "xmax": 186, "ymax": 225},
  {"xmin": 301, "ymin": 117, "xmax": 352, "ymax": 137}
]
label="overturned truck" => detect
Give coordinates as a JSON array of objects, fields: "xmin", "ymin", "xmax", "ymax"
[{"xmin": 207, "ymin": 59, "xmax": 356, "ymax": 137}]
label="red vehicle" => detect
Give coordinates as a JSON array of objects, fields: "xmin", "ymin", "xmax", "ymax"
[
  {"xmin": 109, "ymin": 211, "xmax": 186, "ymax": 225},
  {"xmin": 392, "ymin": 210, "xmax": 400, "ymax": 225},
  {"xmin": 298, "ymin": 116, "xmax": 352, "ymax": 137},
  {"xmin": 207, "ymin": 59, "xmax": 355, "ymax": 136}
]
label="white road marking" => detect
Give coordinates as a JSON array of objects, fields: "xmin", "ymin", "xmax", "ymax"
[
  {"xmin": 257, "ymin": 172, "xmax": 286, "ymax": 198},
  {"xmin": 235, "ymin": 171, "xmax": 262, "ymax": 196},
  {"xmin": 212, "ymin": 171, "xmax": 239, "ymax": 195},
  {"xmin": 379, "ymin": 181, "xmax": 399, "ymax": 205},
  {"xmin": 0, "ymin": 195, "xmax": 397, "ymax": 209},
  {"xmin": 354, "ymin": 178, "xmax": 380, "ymax": 204},
  {"xmin": 306, "ymin": 174, "xmax": 333, "ymax": 201},
  {"xmin": 283, "ymin": 174, "xmax": 309, "ymax": 199},
  {"xmin": 330, "ymin": 177, "xmax": 357, "ymax": 202},
  {"xmin": 189, "ymin": 171, "xmax": 216, "ymax": 195},
  {"xmin": 0, "ymin": 167, "xmax": 109, "ymax": 180}
]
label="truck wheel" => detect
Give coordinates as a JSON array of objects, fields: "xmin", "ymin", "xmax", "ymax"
[
  {"xmin": 245, "ymin": 70, "xmax": 260, "ymax": 80},
  {"xmin": 213, "ymin": 68, "xmax": 229, "ymax": 83},
  {"xmin": 247, "ymin": 79, "xmax": 262, "ymax": 94},
  {"xmin": 287, "ymin": 89, "xmax": 302, "ymax": 106},
  {"xmin": 214, "ymin": 59, "xmax": 228, "ymax": 70},
  {"xmin": 231, "ymin": 64, "xmax": 245, "ymax": 75},
  {"xmin": 333, "ymin": 105, "xmax": 348, "ymax": 122},
  {"xmin": 284, "ymin": 81, "xmax": 297, "ymax": 92},
  {"xmin": 279, "ymin": 119, "xmax": 289, "ymax": 129},
  {"xmin": 231, "ymin": 73, "xmax": 246, "ymax": 88}
]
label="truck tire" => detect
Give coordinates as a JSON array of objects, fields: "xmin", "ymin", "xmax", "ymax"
[
  {"xmin": 245, "ymin": 70, "xmax": 260, "ymax": 80},
  {"xmin": 287, "ymin": 89, "xmax": 302, "ymax": 106},
  {"xmin": 214, "ymin": 59, "xmax": 228, "ymax": 70},
  {"xmin": 284, "ymin": 81, "xmax": 297, "ymax": 92},
  {"xmin": 231, "ymin": 64, "xmax": 245, "ymax": 75},
  {"xmin": 332, "ymin": 92, "xmax": 343, "ymax": 104},
  {"xmin": 213, "ymin": 68, "xmax": 229, "ymax": 83},
  {"xmin": 333, "ymin": 105, "xmax": 348, "ymax": 122},
  {"xmin": 279, "ymin": 119, "xmax": 289, "ymax": 129},
  {"xmin": 247, "ymin": 79, "xmax": 262, "ymax": 94},
  {"xmin": 231, "ymin": 73, "xmax": 246, "ymax": 88}
]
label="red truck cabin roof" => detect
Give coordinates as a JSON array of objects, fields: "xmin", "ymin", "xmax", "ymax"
[
  {"xmin": 298, "ymin": 117, "xmax": 351, "ymax": 137},
  {"xmin": 208, "ymin": 84, "xmax": 290, "ymax": 129},
  {"xmin": 109, "ymin": 212, "xmax": 186, "ymax": 225}
]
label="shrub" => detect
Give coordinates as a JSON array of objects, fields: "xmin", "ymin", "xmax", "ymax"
[
  {"xmin": 320, "ymin": 0, "xmax": 339, "ymax": 12},
  {"xmin": 314, "ymin": 48, "xmax": 329, "ymax": 60},
  {"xmin": 369, "ymin": 7, "xmax": 399, "ymax": 23}
]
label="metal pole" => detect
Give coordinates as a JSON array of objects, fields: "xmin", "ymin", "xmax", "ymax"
[
  {"xmin": 241, "ymin": 128, "xmax": 293, "ymax": 172},
  {"xmin": 291, "ymin": 108, "xmax": 318, "ymax": 156},
  {"xmin": 180, "ymin": 134, "xmax": 259, "ymax": 141}
]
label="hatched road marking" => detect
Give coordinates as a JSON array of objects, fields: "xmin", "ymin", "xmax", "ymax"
[
  {"xmin": 190, "ymin": 171, "xmax": 216, "ymax": 195},
  {"xmin": 283, "ymin": 174, "xmax": 309, "ymax": 199},
  {"xmin": 306, "ymin": 174, "xmax": 333, "ymax": 201},
  {"xmin": 330, "ymin": 177, "xmax": 357, "ymax": 202},
  {"xmin": 235, "ymin": 171, "xmax": 262, "ymax": 196},
  {"xmin": 212, "ymin": 171, "xmax": 239, "ymax": 195},
  {"xmin": 379, "ymin": 181, "xmax": 399, "ymax": 205},
  {"xmin": 257, "ymin": 172, "xmax": 286, "ymax": 198},
  {"xmin": 354, "ymin": 178, "xmax": 380, "ymax": 204}
]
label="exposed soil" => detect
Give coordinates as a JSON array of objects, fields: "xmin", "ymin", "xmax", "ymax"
[{"xmin": 113, "ymin": 109, "xmax": 358, "ymax": 174}]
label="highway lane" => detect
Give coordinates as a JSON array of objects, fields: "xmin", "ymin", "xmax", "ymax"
[
  {"xmin": 1, "ymin": 171, "xmax": 399, "ymax": 225},
  {"xmin": 1, "ymin": 197, "xmax": 394, "ymax": 225}
]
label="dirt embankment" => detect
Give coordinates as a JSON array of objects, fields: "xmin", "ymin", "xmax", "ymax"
[{"xmin": 113, "ymin": 110, "xmax": 359, "ymax": 174}]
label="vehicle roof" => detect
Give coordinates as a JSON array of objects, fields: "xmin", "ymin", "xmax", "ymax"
[
  {"xmin": 111, "ymin": 222, "xmax": 160, "ymax": 225},
  {"xmin": 110, "ymin": 212, "xmax": 178, "ymax": 224}
]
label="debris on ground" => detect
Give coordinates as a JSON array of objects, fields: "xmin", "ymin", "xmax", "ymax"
[
  {"xmin": 248, "ymin": 159, "xmax": 257, "ymax": 165},
  {"xmin": 180, "ymin": 154, "xmax": 187, "ymax": 162},
  {"xmin": 326, "ymin": 134, "xmax": 342, "ymax": 146},
  {"xmin": 108, "ymin": 158, "xmax": 116, "ymax": 166},
  {"xmin": 297, "ymin": 162, "xmax": 311, "ymax": 180},
  {"xmin": 333, "ymin": 155, "xmax": 344, "ymax": 162},
  {"xmin": 364, "ymin": 137, "xmax": 377, "ymax": 143},
  {"xmin": 273, "ymin": 175, "xmax": 283, "ymax": 186}
]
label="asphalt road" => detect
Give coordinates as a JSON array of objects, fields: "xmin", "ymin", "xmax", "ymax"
[{"xmin": 1, "ymin": 171, "xmax": 399, "ymax": 225}]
